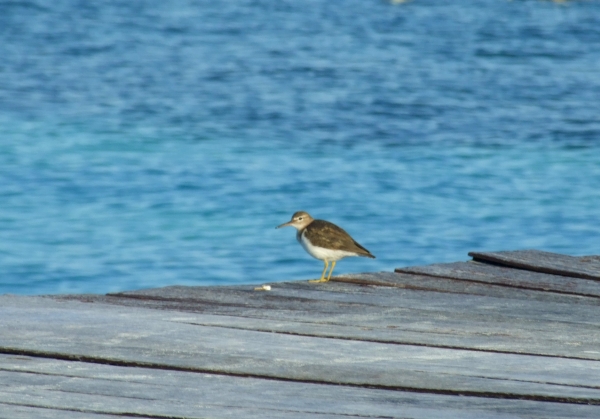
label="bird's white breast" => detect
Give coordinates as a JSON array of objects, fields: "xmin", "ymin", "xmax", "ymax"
[{"xmin": 298, "ymin": 230, "xmax": 357, "ymax": 262}]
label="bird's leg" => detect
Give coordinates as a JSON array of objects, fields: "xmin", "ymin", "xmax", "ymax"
[
  {"xmin": 309, "ymin": 260, "xmax": 329, "ymax": 283},
  {"xmin": 326, "ymin": 260, "xmax": 337, "ymax": 281}
]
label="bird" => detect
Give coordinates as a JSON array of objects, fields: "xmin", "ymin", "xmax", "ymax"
[{"xmin": 276, "ymin": 211, "xmax": 375, "ymax": 283}]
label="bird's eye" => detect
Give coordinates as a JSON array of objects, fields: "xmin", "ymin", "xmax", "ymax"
[{"xmin": 298, "ymin": 217, "xmax": 303, "ymax": 220}]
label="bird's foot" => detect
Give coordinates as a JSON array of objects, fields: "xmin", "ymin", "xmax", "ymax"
[{"xmin": 308, "ymin": 278, "xmax": 328, "ymax": 283}]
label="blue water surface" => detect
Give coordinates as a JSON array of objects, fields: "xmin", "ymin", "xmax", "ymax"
[{"xmin": 1, "ymin": 0, "xmax": 599, "ymax": 294}]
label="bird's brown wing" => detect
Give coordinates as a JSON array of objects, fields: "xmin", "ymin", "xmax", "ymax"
[{"xmin": 305, "ymin": 220, "xmax": 375, "ymax": 258}]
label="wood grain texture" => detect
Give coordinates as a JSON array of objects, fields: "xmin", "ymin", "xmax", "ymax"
[
  {"xmin": 1, "ymin": 251, "xmax": 600, "ymax": 418},
  {"xmin": 396, "ymin": 261, "xmax": 600, "ymax": 297},
  {"xmin": 0, "ymin": 296, "xmax": 599, "ymax": 404},
  {"xmin": 73, "ymin": 276, "xmax": 600, "ymax": 360},
  {"xmin": 468, "ymin": 250, "xmax": 600, "ymax": 280},
  {"xmin": 2, "ymin": 355, "xmax": 599, "ymax": 419}
]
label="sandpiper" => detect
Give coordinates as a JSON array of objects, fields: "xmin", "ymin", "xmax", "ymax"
[{"xmin": 276, "ymin": 211, "xmax": 375, "ymax": 283}]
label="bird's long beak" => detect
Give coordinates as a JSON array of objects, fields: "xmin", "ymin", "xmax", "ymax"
[{"xmin": 276, "ymin": 220, "xmax": 293, "ymax": 229}]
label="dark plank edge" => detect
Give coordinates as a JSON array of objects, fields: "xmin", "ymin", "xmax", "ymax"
[
  {"xmin": 0, "ymin": 402, "xmax": 166, "ymax": 419},
  {"xmin": 5, "ymin": 356, "xmax": 600, "ymax": 419},
  {"xmin": 53, "ymin": 293, "xmax": 600, "ymax": 362},
  {"xmin": 103, "ymin": 272, "xmax": 600, "ymax": 307},
  {"xmin": 469, "ymin": 251, "xmax": 600, "ymax": 281},
  {"xmin": 330, "ymin": 276, "xmax": 477, "ymax": 295},
  {"xmin": 0, "ymin": 347, "xmax": 598, "ymax": 406},
  {"xmin": 394, "ymin": 267, "xmax": 600, "ymax": 299},
  {"xmin": 171, "ymin": 319, "xmax": 598, "ymax": 361}
]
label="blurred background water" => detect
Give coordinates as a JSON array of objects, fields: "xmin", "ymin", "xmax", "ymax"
[{"xmin": 1, "ymin": 0, "xmax": 599, "ymax": 295}]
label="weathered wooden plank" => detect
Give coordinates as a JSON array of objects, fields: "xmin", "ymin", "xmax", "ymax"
[
  {"xmin": 0, "ymin": 405, "xmax": 121, "ymax": 419},
  {"xmin": 2, "ymin": 355, "xmax": 599, "ymax": 419},
  {"xmin": 103, "ymin": 274, "xmax": 600, "ymax": 359},
  {"xmin": 105, "ymin": 274, "xmax": 600, "ymax": 325},
  {"xmin": 62, "ymin": 276, "xmax": 600, "ymax": 360},
  {"xmin": 469, "ymin": 250, "xmax": 600, "ymax": 280},
  {"xmin": 396, "ymin": 261, "xmax": 600, "ymax": 297},
  {"xmin": 0, "ymin": 296, "xmax": 599, "ymax": 403},
  {"xmin": 164, "ymin": 311, "xmax": 600, "ymax": 362}
]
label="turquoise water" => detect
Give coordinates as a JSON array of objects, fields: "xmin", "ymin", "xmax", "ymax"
[{"xmin": 1, "ymin": 1, "xmax": 599, "ymax": 294}]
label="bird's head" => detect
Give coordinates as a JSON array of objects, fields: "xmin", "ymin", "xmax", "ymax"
[{"xmin": 276, "ymin": 211, "xmax": 314, "ymax": 230}]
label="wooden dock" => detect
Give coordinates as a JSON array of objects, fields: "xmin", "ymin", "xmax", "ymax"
[{"xmin": 1, "ymin": 249, "xmax": 599, "ymax": 418}]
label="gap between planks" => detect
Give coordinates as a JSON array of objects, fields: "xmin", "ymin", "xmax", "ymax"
[
  {"xmin": 392, "ymin": 267, "xmax": 600, "ymax": 299},
  {"xmin": 0, "ymin": 402, "xmax": 177, "ymax": 419},
  {"xmin": 0, "ymin": 346, "xmax": 598, "ymax": 406},
  {"xmin": 76, "ymin": 290, "xmax": 599, "ymax": 362},
  {"xmin": 161, "ymin": 319, "xmax": 600, "ymax": 362}
]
